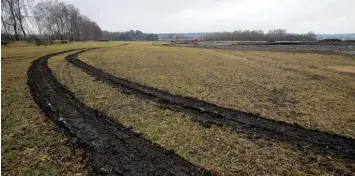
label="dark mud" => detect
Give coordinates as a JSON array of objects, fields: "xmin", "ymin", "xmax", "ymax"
[
  {"xmin": 67, "ymin": 51, "xmax": 355, "ymax": 162},
  {"xmin": 27, "ymin": 49, "xmax": 208, "ymax": 175}
]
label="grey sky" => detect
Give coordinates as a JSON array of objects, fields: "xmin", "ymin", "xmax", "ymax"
[{"xmin": 60, "ymin": 0, "xmax": 355, "ymax": 34}]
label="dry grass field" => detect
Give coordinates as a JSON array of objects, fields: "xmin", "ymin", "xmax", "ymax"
[
  {"xmin": 2, "ymin": 41, "xmax": 355, "ymax": 175},
  {"xmin": 79, "ymin": 43, "xmax": 355, "ymax": 138},
  {"xmin": 1, "ymin": 42, "xmax": 119, "ymax": 175},
  {"xmin": 48, "ymin": 51, "xmax": 354, "ymax": 175}
]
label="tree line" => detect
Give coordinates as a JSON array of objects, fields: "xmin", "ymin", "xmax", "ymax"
[
  {"xmin": 1, "ymin": 0, "xmax": 158, "ymax": 42},
  {"xmin": 102, "ymin": 30, "xmax": 158, "ymax": 41},
  {"xmin": 32, "ymin": 0, "xmax": 103, "ymax": 41},
  {"xmin": 1, "ymin": 0, "xmax": 103, "ymax": 41},
  {"xmin": 202, "ymin": 29, "xmax": 316, "ymax": 41},
  {"xmin": 1, "ymin": 1, "xmax": 314, "ymax": 42}
]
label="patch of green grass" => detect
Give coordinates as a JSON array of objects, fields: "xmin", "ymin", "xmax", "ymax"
[
  {"xmin": 79, "ymin": 44, "xmax": 355, "ymax": 137},
  {"xmin": 48, "ymin": 50, "xmax": 355, "ymax": 175},
  {"xmin": 1, "ymin": 41, "xmax": 122, "ymax": 175}
]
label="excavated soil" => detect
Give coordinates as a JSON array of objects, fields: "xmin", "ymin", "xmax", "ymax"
[
  {"xmin": 67, "ymin": 50, "xmax": 355, "ymax": 162},
  {"xmin": 27, "ymin": 49, "xmax": 208, "ymax": 175}
]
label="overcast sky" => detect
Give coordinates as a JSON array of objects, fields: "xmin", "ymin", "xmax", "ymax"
[{"xmin": 60, "ymin": 0, "xmax": 355, "ymax": 34}]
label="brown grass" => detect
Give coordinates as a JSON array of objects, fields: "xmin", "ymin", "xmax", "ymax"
[
  {"xmin": 48, "ymin": 44, "xmax": 355, "ymax": 175},
  {"xmin": 79, "ymin": 44, "xmax": 355, "ymax": 137},
  {"xmin": 1, "ymin": 41, "xmax": 121, "ymax": 175},
  {"xmin": 329, "ymin": 66, "xmax": 355, "ymax": 73}
]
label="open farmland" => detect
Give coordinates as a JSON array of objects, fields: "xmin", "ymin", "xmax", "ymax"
[
  {"xmin": 44, "ymin": 47, "xmax": 352, "ymax": 175},
  {"xmin": 2, "ymin": 42, "xmax": 355, "ymax": 175},
  {"xmin": 2, "ymin": 0, "xmax": 355, "ymax": 175},
  {"xmin": 1, "ymin": 42, "xmax": 120, "ymax": 175},
  {"xmin": 79, "ymin": 43, "xmax": 355, "ymax": 137}
]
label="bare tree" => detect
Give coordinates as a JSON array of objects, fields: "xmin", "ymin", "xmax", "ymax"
[
  {"xmin": 14, "ymin": 0, "xmax": 33, "ymax": 38},
  {"xmin": 33, "ymin": 1, "xmax": 55, "ymax": 40},
  {"xmin": 1, "ymin": 4, "xmax": 10, "ymax": 40},
  {"xmin": 2, "ymin": 0, "xmax": 103, "ymax": 41},
  {"xmin": 2, "ymin": 0, "xmax": 33, "ymax": 40},
  {"xmin": 67, "ymin": 5, "xmax": 81, "ymax": 40},
  {"xmin": 3, "ymin": 0, "xmax": 20, "ymax": 40},
  {"xmin": 33, "ymin": 0, "xmax": 102, "ymax": 41}
]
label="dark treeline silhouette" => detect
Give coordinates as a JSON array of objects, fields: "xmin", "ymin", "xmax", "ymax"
[
  {"xmin": 202, "ymin": 29, "xmax": 316, "ymax": 41},
  {"xmin": 102, "ymin": 30, "xmax": 158, "ymax": 41}
]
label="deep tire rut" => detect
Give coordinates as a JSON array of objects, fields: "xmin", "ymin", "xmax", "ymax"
[
  {"xmin": 66, "ymin": 49, "xmax": 355, "ymax": 161},
  {"xmin": 27, "ymin": 50, "xmax": 208, "ymax": 175}
]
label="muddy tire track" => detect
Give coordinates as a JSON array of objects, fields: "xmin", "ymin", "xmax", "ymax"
[
  {"xmin": 27, "ymin": 49, "xmax": 208, "ymax": 175},
  {"xmin": 66, "ymin": 50, "xmax": 355, "ymax": 162}
]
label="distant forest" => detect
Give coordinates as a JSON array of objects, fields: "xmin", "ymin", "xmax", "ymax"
[
  {"xmin": 102, "ymin": 30, "xmax": 158, "ymax": 41},
  {"xmin": 203, "ymin": 29, "xmax": 316, "ymax": 41},
  {"xmin": 159, "ymin": 29, "xmax": 317, "ymax": 41}
]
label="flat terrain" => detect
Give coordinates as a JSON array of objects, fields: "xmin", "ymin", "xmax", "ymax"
[
  {"xmin": 49, "ymin": 47, "xmax": 354, "ymax": 175},
  {"xmin": 1, "ymin": 42, "xmax": 119, "ymax": 175},
  {"xmin": 79, "ymin": 43, "xmax": 355, "ymax": 137},
  {"xmin": 2, "ymin": 41, "xmax": 355, "ymax": 175}
]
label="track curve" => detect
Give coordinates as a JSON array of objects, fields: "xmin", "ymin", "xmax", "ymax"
[
  {"xmin": 66, "ymin": 49, "xmax": 355, "ymax": 162},
  {"xmin": 27, "ymin": 49, "xmax": 208, "ymax": 175}
]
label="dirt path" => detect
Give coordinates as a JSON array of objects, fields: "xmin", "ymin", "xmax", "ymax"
[
  {"xmin": 27, "ymin": 49, "xmax": 208, "ymax": 175},
  {"xmin": 67, "ymin": 49, "xmax": 355, "ymax": 162}
]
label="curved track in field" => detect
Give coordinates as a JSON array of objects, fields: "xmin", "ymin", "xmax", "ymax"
[
  {"xmin": 27, "ymin": 49, "xmax": 208, "ymax": 175},
  {"xmin": 66, "ymin": 49, "xmax": 355, "ymax": 162}
]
